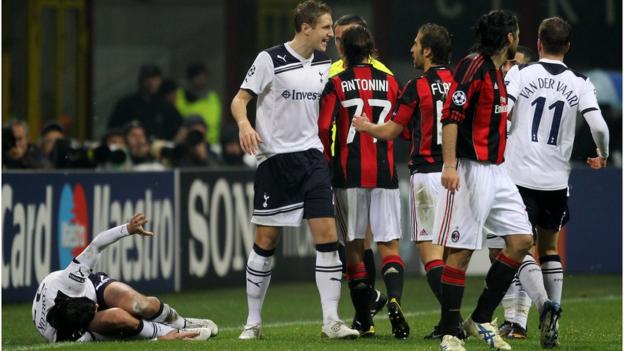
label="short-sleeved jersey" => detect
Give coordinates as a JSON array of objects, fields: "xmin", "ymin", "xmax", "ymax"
[
  {"xmin": 32, "ymin": 259, "xmax": 96, "ymax": 342},
  {"xmin": 240, "ymin": 42, "xmax": 331, "ymax": 164},
  {"xmin": 319, "ymin": 63, "xmax": 400, "ymax": 189},
  {"xmin": 393, "ymin": 66, "xmax": 454, "ymax": 174},
  {"xmin": 442, "ymin": 53, "xmax": 509, "ymax": 164},
  {"xmin": 504, "ymin": 59, "xmax": 602, "ymax": 190}
]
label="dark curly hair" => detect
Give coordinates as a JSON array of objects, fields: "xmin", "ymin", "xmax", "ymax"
[
  {"xmin": 46, "ymin": 295, "xmax": 96, "ymax": 341},
  {"xmin": 342, "ymin": 25, "xmax": 375, "ymax": 68},
  {"xmin": 473, "ymin": 10, "xmax": 518, "ymax": 56}
]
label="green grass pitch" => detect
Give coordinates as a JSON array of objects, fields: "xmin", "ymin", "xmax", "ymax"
[{"xmin": 3, "ymin": 274, "xmax": 621, "ymax": 350}]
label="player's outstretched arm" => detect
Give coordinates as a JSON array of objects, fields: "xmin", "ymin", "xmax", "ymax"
[
  {"xmin": 74, "ymin": 213, "xmax": 154, "ymax": 270},
  {"xmin": 231, "ymin": 89, "xmax": 262, "ymax": 155},
  {"xmin": 352, "ymin": 113, "xmax": 403, "ymax": 140}
]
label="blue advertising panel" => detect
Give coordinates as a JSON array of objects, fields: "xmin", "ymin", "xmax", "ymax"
[{"xmin": 2, "ymin": 171, "xmax": 176, "ymax": 302}]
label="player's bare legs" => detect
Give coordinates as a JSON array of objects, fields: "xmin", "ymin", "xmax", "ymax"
[
  {"xmin": 103, "ymin": 281, "xmax": 218, "ymax": 332},
  {"xmin": 308, "ymin": 217, "xmax": 359, "ymax": 338},
  {"xmin": 241, "ymin": 225, "xmax": 281, "ymax": 339},
  {"xmin": 103, "ymin": 283, "xmax": 160, "ymax": 320},
  {"xmin": 89, "ymin": 307, "xmax": 203, "ymax": 340},
  {"xmin": 377, "ymin": 240, "xmax": 409, "ymax": 338}
]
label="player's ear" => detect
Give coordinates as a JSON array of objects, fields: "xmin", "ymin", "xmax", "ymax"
[
  {"xmin": 423, "ymin": 47, "xmax": 432, "ymax": 59},
  {"xmin": 564, "ymin": 42, "xmax": 570, "ymax": 54},
  {"xmin": 302, "ymin": 22, "xmax": 312, "ymax": 35}
]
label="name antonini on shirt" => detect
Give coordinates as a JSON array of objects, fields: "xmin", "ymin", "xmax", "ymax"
[{"xmin": 341, "ymin": 78, "xmax": 388, "ymax": 93}]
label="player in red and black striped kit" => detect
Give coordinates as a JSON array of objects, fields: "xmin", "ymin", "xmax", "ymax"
[
  {"xmin": 353, "ymin": 23, "xmax": 454, "ymax": 340},
  {"xmin": 319, "ymin": 25, "xmax": 409, "ymax": 339},
  {"xmin": 433, "ymin": 10, "xmax": 534, "ymax": 351}
]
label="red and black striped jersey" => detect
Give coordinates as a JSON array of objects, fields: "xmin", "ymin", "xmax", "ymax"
[
  {"xmin": 442, "ymin": 53, "xmax": 509, "ymax": 164},
  {"xmin": 393, "ymin": 66, "xmax": 453, "ymax": 174},
  {"xmin": 319, "ymin": 63, "xmax": 400, "ymax": 189}
]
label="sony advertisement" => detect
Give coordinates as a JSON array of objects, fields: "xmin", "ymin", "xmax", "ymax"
[{"xmin": 178, "ymin": 169, "xmax": 317, "ymax": 290}]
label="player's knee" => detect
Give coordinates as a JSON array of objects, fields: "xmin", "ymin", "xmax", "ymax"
[
  {"xmin": 510, "ymin": 235, "xmax": 533, "ymax": 255},
  {"xmin": 132, "ymin": 297, "xmax": 158, "ymax": 318}
]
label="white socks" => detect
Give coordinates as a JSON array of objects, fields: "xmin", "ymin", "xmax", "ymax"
[
  {"xmin": 518, "ymin": 254, "xmax": 549, "ymax": 313},
  {"xmin": 315, "ymin": 243, "xmax": 342, "ymax": 325},
  {"xmin": 133, "ymin": 320, "xmax": 175, "ymax": 339},
  {"xmin": 245, "ymin": 246, "xmax": 274, "ymax": 327},
  {"xmin": 541, "ymin": 255, "xmax": 564, "ymax": 304},
  {"xmin": 148, "ymin": 302, "xmax": 186, "ymax": 329},
  {"xmin": 501, "ymin": 274, "xmax": 532, "ymax": 328}
]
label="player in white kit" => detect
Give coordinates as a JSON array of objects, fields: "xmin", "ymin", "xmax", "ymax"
[
  {"xmin": 231, "ymin": 0, "xmax": 358, "ymax": 340},
  {"xmin": 500, "ymin": 17, "xmax": 609, "ymax": 348},
  {"xmin": 32, "ymin": 213, "xmax": 215, "ymax": 342}
]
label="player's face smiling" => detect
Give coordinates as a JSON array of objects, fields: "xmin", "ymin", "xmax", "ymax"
[{"xmin": 309, "ymin": 13, "xmax": 333, "ymax": 52}]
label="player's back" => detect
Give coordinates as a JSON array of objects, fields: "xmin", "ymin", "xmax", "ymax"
[
  {"xmin": 394, "ymin": 66, "xmax": 453, "ymax": 174},
  {"xmin": 320, "ymin": 63, "xmax": 400, "ymax": 188},
  {"xmin": 505, "ymin": 59, "xmax": 599, "ymax": 190},
  {"xmin": 32, "ymin": 265, "xmax": 96, "ymax": 342}
]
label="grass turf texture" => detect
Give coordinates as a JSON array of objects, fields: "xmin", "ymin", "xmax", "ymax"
[{"xmin": 3, "ymin": 274, "xmax": 621, "ymax": 351}]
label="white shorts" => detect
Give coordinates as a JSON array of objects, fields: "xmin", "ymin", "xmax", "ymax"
[
  {"xmin": 485, "ymin": 233, "xmax": 506, "ymax": 249},
  {"xmin": 433, "ymin": 159, "xmax": 532, "ymax": 250},
  {"xmin": 409, "ymin": 172, "xmax": 443, "ymax": 242},
  {"xmin": 334, "ymin": 188, "xmax": 402, "ymax": 243}
]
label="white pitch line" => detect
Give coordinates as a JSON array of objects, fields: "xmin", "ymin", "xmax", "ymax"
[{"xmin": 12, "ymin": 295, "xmax": 620, "ymax": 351}]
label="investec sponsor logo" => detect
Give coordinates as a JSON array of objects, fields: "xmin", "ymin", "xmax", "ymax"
[
  {"xmin": 58, "ymin": 184, "xmax": 89, "ymax": 268},
  {"xmin": 187, "ymin": 178, "xmax": 255, "ymax": 278},
  {"xmin": 2, "ymin": 184, "xmax": 53, "ymax": 290},
  {"xmin": 281, "ymin": 89, "xmax": 321, "ymax": 100},
  {"xmin": 92, "ymin": 185, "xmax": 175, "ymax": 283}
]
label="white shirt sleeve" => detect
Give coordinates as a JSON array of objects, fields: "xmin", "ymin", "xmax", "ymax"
[
  {"xmin": 241, "ymin": 51, "xmax": 274, "ymax": 95},
  {"xmin": 578, "ymin": 77, "xmax": 601, "ymax": 113},
  {"xmin": 579, "ymin": 78, "xmax": 609, "ymax": 158},
  {"xmin": 504, "ymin": 65, "xmax": 521, "ymax": 113}
]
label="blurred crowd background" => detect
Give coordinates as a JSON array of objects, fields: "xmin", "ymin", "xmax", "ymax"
[{"xmin": 2, "ymin": 0, "xmax": 621, "ymax": 171}]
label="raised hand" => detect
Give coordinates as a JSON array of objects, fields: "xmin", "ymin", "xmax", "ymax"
[{"xmin": 127, "ymin": 213, "xmax": 154, "ymax": 236}]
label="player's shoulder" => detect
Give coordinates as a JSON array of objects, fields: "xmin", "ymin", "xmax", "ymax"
[
  {"xmin": 425, "ymin": 65, "xmax": 453, "ymax": 81},
  {"xmin": 263, "ymin": 44, "xmax": 300, "ymax": 69},
  {"xmin": 370, "ymin": 57, "xmax": 394, "ymax": 76},
  {"xmin": 454, "ymin": 53, "xmax": 488, "ymax": 80},
  {"xmin": 329, "ymin": 60, "xmax": 345, "ymax": 77},
  {"xmin": 312, "ymin": 50, "xmax": 331, "ymax": 66}
]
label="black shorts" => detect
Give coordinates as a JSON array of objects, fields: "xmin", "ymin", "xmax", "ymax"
[
  {"xmin": 518, "ymin": 186, "xmax": 570, "ymax": 233},
  {"xmin": 88, "ymin": 272, "xmax": 116, "ymax": 310},
  {"xmin": 252, "ymin": 149, "xmax": 334, "ymax": 226}
]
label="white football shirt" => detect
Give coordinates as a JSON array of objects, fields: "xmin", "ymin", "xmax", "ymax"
[
  {"xmin": 241, "ymin": 42, "xmax": 331, "ymax": 163},
  {"xmin": 32, "ymin": 260, "xmax": 97, "ymax": 342},
  {"xmin": 505, "ymin": 58, "xmax": 602, "ymax": 190}
]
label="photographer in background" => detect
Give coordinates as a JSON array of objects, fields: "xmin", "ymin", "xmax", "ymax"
[
  {"xmin": 123, "ymin": 121, "xmax": 166, "ymax": 171},
  {"xmin": 2, "ymin": 120, "xmax": 42, "ymax": 169},
  {"xmin": 92, "ymin": 128, "xmax": 132, "ymax": 170},
  {"xmin": 165, "ymin": 116, "xmax": 220, "ymax": 168},
  {"xmin": 38, "ymin": 122, "xmax": 94, "ymax": 169}
]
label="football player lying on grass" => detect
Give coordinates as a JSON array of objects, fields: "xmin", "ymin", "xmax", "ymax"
[{"xmin": 32, "ymin": 213, "xmax": 217, "ymax": 342}]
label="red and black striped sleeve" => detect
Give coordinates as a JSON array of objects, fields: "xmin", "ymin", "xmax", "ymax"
[
  {"xmin": 318, "ymin": 78, "xmax": 338, "ymax": 161},
  {"xmin": 392, "ymin": 79, "xmax": 419, "ymax": 128},
  {"xmin": 442, "ymin": 54, "xmax": 484, "ymax": 124}
]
